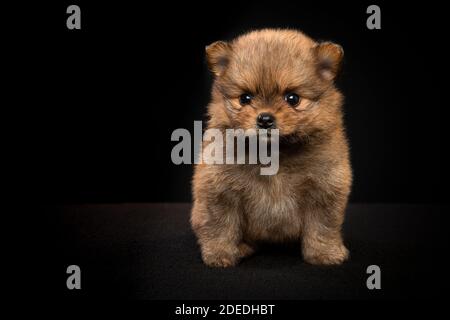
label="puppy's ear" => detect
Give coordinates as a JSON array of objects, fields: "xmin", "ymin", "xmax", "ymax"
[
  {"xmin": 206, "ymin": 41, "xmax": 231, "ymax": 77},
  {"xmin": 314, "ymin": 42, "xmax": 344, "ymax": 81}
]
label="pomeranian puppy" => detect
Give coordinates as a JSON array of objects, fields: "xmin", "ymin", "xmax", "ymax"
[{"xmin": 191, "ymin": 29, "xmax": 352, "ymax": 267}]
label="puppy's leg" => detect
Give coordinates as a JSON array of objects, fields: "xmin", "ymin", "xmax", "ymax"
[
  {"xmin": 191, "ymin": 199, "xmax": 242, "ymax": 268},
  {"xmin": 238, "ymin": 242, "xmax": 256, "ymax": 259},
  {"xmin": 301, "ymin": 199, "xmax": 349, "ymax": 266}
]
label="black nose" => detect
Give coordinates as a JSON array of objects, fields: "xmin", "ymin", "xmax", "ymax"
[{"xmin": 257, "ymin": 112, "xmax": 276, "ymax": 129}]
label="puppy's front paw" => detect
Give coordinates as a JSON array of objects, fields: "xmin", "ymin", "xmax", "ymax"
[
  {"xmin": 202, "ymin": 251, "xmax": 239, "ymax": 268},
  {"xmin": 238, "ymin": 242, "xmax": 256, "ymax": 259},
  {"xmin": 303, "ymin": 243, "xmax": 349, "ymax": 266}
]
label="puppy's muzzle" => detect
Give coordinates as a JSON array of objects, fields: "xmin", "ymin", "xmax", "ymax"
[{"xmin": 256, "ymin": 112, "xmax": 276, "ymax": 129}]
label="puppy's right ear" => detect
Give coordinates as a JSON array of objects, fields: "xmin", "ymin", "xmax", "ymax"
[{"xmin": 206, "ymin": 41, "xmax": 231, "ymax": 77}]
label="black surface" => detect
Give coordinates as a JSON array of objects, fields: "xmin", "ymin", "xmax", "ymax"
[{"xmin": 43, "ymin": 203, "xmax": 449, "ymax": 299}]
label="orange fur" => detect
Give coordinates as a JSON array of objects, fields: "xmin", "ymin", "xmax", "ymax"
[{"xmin": 191, "ymin": 29, "xmax": 352, "ymax": 267}]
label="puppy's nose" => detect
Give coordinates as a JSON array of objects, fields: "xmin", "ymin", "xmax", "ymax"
[{"xmin": 257, "ymin": 112, "xmax": 276, "ymax": 129}]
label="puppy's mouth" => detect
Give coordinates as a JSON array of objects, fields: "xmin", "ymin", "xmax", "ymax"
[
  {"xmin": 256, "ymin": 129, "xmax": 279, "ymax": 144},
  {"xmin": 256, "ymin": 128, "xmax": 278, "ymax": 134}
]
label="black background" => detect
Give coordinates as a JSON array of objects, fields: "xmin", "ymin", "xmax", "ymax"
[
  {"xmin": 9, "ymin": 0, "xmax": 450, "ymax": 304},
  {"xmin": 16, "ymin": 0, "xmax": 448, "ymax": 205}
]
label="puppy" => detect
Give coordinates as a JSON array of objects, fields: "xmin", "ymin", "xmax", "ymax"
[{"xmin": 191, "ymin": 29, "xmax": 352, "ymax": 267}]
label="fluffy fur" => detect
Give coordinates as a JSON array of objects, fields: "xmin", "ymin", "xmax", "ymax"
[{"xmin": 191, "ymin": 29, "xmax": 352, "ymax": 267}]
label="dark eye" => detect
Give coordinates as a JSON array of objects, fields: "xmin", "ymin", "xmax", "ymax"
[
  {"xmin": 239, "ymin": 93, "xmax": 253, "ymax": 105},
  {"xmin": 284, "ymin": 93, "xmax": 300, "ymax": 106}
]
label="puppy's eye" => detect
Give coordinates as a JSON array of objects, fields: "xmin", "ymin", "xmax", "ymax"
[
  {"xmin": 239, "ymin": 93, "xmax": 253, "ymax": 105},
  {"xmin": 284, "ymin": 93, "xmax": 300, "ymax": 106}
]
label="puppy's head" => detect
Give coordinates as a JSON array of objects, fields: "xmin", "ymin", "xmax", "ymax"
[{"xmin": 206, "ymin": 29, "xmax": 344, "ymax": 142}]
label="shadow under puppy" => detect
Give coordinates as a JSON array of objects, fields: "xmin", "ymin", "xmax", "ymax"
[{"xmin": 191, "ymin": 29, "xmax": 352, "ymax": 267}]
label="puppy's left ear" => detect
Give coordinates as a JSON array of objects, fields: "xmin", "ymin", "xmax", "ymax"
[
  {"xmin": 314, "ymin": 42, "xmax": 344, "ymax": 81},
  {"xmin": 206, "ymin": 41, "xmax": 232, "ymax": 77}
]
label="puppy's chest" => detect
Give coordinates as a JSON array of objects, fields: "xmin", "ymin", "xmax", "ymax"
[{"xmin": 241, "ymin": 173, "xmax": 302, "ymax": 241}]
